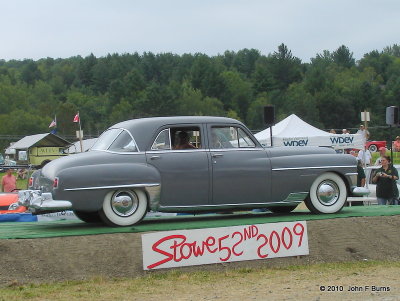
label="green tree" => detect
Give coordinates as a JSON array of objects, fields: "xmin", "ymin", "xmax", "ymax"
[{"xmin": 332, "ymin": 45, "xmax": 355, "ymax": 68}]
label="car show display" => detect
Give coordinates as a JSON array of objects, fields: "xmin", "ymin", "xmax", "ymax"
[{"xmin": 18, "ymin": 116, "xmax": 369, "ymax": 227}]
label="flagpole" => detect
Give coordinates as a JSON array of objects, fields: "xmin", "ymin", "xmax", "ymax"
[{"xmin": 77, "ymin": 111, "xmax": 83, "ymax": 152}]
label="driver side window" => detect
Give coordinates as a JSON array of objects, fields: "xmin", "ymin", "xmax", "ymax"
[{"xmin": 211, "ymin": 126, "xmax": 256, "ymax": 149}]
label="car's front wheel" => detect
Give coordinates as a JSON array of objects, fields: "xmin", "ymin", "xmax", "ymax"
[
  {"xmin": 368, "ymin": 144, "xmax": 377, "ymax": 152},
  {"xmin": 99, "ymin": 189, "xmax": 148, "ymax": 227},
  {"xmin": 305, "ymin": 172, "xmax": 347, "ymax": 214}
]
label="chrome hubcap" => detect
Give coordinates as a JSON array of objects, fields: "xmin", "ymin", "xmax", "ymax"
[
  {"xmin": 111, "ymin": 190, "xmax": 138, "ymax": 217},
  {"xmin": 316, "ymin": 181, "xmax": 340, "ymax": 205}
]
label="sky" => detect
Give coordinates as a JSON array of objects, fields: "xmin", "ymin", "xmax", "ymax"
[{"xmin": 1, "ymin": 0, "xmax": 399, "ymax": 62}]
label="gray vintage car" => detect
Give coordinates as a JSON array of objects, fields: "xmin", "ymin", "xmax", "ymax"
[{"xmin": 19, "ymin": 116, "xmax": 368, "ymax": 226}]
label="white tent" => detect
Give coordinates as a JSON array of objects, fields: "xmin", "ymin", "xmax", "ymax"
[
  {"xmin": 254, "ymin": 114, "xmax": 364, "ymax": 149},
  {"xmin": 67, "ymin": 138, "xmax": 97, "ymax": 154}
]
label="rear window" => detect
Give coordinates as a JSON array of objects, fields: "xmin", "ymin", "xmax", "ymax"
[{"xmin": 92, "ymin": 129, "xmax": 138, "ymax": 152}]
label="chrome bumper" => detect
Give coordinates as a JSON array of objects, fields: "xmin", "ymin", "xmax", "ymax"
[
  {"xmin": 18, "ymin": 190, "xmax": 72, "ymax": 213},
  {"xmin": 351, "ymin": 186, "xmax": 370, "ymax": 197}
]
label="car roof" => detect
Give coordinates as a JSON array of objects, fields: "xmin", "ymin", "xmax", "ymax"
[{"xmin": 110, "ymin": 116, "xmax": 246, "ymax": 150}]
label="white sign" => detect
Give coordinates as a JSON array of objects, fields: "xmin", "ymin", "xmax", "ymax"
[
  {"xmin": 361, "ymin": 111, "xmax": 370, "ymax": 122},
  {"xmin": 142, "ymin": 221, "xmax": 309, "ymax": 270},
  {"xmin": 37, "ymin": 210, "xmax": 78, "ymax": 221}
]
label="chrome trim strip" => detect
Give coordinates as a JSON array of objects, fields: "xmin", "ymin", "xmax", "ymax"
[
  {"xmin": 147, "ymin": 149, "xmax": 207, "ymax": 154},
  {"xmin": 208, "ymin": 148, "xmax": 263, "ymax": 152},
  {"xmin": 159, "ymin": 200, "xmax": 303, "ymax": 210},
  {"xmin": 158, "ymin": 192, "xmax": 308, "ymax": 209},
  {"xmin": 147, "ymin": 148, "xmax": 264, "ymax": 154},
  {"xmin": 65, "ymin": 183, "xmax": 160, "ymax": 191},
  {"xmin": 91, "ymin": 150, "xmax": 145, "ymax": 155},
  {"xmin": 272, "ymin": 165, "xmax": 356, "ymax": 171}
]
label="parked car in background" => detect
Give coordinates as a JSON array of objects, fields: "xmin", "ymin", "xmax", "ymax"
[
  {"xmin": 0, "ymin": 193, "xmax": 26, "ymax": 214},
  {"xmin": 366, "ymin": 141, "xmax": 387, "ymax": 152},
  {"xmin": 19, "ymin": 116, "xmax": 368, "ymax": 227}
]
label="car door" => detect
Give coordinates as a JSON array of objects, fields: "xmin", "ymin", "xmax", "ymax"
[
  {"xmin": 208, "ymin": 124, "xmax": 271, "ymax": 205},
  {"xmin": 146, "ymin": 124, "xmax": 210, "ymax": 208}
]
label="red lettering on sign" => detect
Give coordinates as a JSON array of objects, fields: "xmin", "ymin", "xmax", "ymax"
[
  {"xmin": 293, "ymin": 223, "xmax": 305, "ymax": 247},
  {"xmin": 256, "ymin": 234, "xmax": 269, "ymax": 258},
  {"xmin": 269, "ymin": 231, "xmax": 281, "ymax": 253},
  {"xmin": 148, "ymin": 235, "xmax": 184, "ymax": 269},
  {"xmin": 232, "ymin": 231, "xmax": 244, "ymax": 256},
  {"xmin": 146, "ymin": 223, "xmax": 307, "ymax": 269},
  {"xmin": 281, "ymin": 227, "xmax": 293, "ymax": 250},
  {"xmin": 218, "ymin": 235, "xmax": 231, "ymax": 261}
]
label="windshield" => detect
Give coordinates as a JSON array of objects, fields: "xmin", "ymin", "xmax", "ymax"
[{"xmin": 91, "ymin": 128, "xmax": 138, "ymax": 152}]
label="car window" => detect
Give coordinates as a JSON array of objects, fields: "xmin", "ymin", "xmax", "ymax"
[
  {"xmin": 172, "ymin": 127, "xmax": 201, "ymax": 149},
  {"xmin": 108, "ymin": 130, "xmax": 138, "ymax": 152},
  {"xmin": 238, "ymin": 128, "xmax": 256, "ymax": 147},
  {"xmin": 92, "ymin": 128, "xmax": 122, "ymax": 151},
  {"xmin": 152, "ymin": 129, "xmax": 171, "ymax": 150},
  {"xmin": 211, "ymin": 126, "xmax": 255, "ymax": 149},
  {"xmin": 92, "ymin": 128, "xmax": 137, "ymax": 152},
  {"xmin": 152, "ymin": 127, "xmax": 202, "ymax": 150}
]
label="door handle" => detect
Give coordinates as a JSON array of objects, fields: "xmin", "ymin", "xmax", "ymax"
[
  {"xmin": 212, "ymin": 153, "xmax": 223, "ymax": 158},
  {"xmin": 150, "ymin": 155, "xmax": 161, "ymax": 160}
]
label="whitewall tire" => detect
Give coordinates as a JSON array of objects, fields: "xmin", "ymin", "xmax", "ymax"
[
  {"xmin": 305, "ymin": 172, "xmax": 347, "ymax": 214},
  {"xmin": 100, "ymin": 189, "xmax": 148, "ymax": 227}
]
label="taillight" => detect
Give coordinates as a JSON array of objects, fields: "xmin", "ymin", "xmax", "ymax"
[
  {"xmin": 28, "ymin": 177, "xmax": 34, "ymax": 187},
  {"xmin": 53, "ymin": 177, "xmax": 59, "ymax": 188}
]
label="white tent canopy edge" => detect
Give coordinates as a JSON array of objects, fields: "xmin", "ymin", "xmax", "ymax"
[{"xmin": 254, "ymin": 114, "xmax": 364, "ymax": 150}]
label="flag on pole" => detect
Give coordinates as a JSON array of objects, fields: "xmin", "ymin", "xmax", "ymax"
[
  {"xmin": 49, "ymin": 116, "xmax": 57, "ymax": 128},
  {"xmin": 73, "ymin": 113, "xmax": 80, "ymax": 123}
]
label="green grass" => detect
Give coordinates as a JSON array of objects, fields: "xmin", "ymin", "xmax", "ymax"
[
  {"xmin": 0, "ymin": 260, "xmax": 398, "ymax": 301},
  {"xmin": 372, "ymin": 151, "xmax": 400, "ymax": 164}
]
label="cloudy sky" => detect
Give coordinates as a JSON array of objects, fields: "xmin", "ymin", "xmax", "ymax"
[{"xmin": 1, "ymin": 0, "xmax": 399, "ymax": 62}]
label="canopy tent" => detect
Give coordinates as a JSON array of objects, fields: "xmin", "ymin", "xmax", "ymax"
[
  {"xmin": 254, "ymin": 114, "xmax": 364, "ymax": 149},
  {"xmin": 67, "ymin": 138, "xmax": 97, "ymax": 154}
]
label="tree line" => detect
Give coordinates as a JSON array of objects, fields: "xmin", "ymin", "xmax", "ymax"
[{"xmin": 1, "ymin": 43, "xmax": 400, "ymax": 149}]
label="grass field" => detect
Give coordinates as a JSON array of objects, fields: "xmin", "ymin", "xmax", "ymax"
[{"xmin": 0, "ymin": 260, "xmax": 399, "ymax": 301}]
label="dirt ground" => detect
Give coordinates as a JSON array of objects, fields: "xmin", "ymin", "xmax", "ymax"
[{"xmin": 1, "ymin": 215, "xmax": 400, "ymax": 300}]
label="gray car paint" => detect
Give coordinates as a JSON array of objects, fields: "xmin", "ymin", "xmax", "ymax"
[{"xmin": 27, "ymin": 116, "xmax": 359, "ymax": 214}]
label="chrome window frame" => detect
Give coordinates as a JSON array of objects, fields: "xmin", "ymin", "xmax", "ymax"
[
  {"xmin": 91, "ymin": 128, "xmax": 140, "ymax": 153},
  {"xmin": 151, "ymin": 128, "xmax": 172, "ymax": 151}
]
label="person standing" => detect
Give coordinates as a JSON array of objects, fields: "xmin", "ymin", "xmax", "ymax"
[
  {"xmin": 356, "ymin": 124, "xmax": 370, "ymax": 141},
  {"xmin": 357, "ymin": 149, "xmax": 372, "ymax": 166},
  {"xmin": 393, "ymin": 136, "xmax": 400, "ymax": 152},
  {"xmin": 1, "ymin": 169, "xmax": 17, "ymax": 192},
  {"xmin": 372, "ymin": 156, "xmax": 399, "ymax": 205},
  {"xmin": 374, "ymin": 147, "xmax": 387, "ymax": 166}
]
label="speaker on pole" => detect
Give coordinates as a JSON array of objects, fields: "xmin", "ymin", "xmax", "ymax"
[
  {"xmin": 263, "ymin": 105, "xmax": 275, "ymax": 126},
  {"xmin": 386, "ymin": 106, "xmax": 399, "ymax": 125}
]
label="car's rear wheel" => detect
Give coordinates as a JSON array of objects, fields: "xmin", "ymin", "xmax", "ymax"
[
  {"xmin": 305, "ymin": 172, "xmax": 347, "ymax": 214},
  {"xmin": 99, "ymin": 189, "xmax": 148, "ymax": 227},
  {"xmin": 74, "ymin": 210, "xmax": 102, "ymax": 223},
  {"xmin": 368, "ymin": 144, "xmax": 378, "ymax": 152},
  {"xmin": 268, "ymin": 205, "xmax": 298, "ymax": 213}
]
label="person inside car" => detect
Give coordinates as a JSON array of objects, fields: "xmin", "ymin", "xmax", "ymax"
[{"xmin": 174, "ymin": 131, "xmax": 197, "ymax": 150}]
